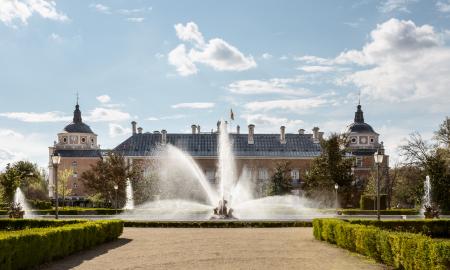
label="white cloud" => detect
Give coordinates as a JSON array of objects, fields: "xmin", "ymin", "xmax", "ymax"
[
  {"xmin": 228, "ymin": 78, "xmax": 310, "ymax": 95},
  {"xmin": 168, "ymin": 22, "xmax": 256, "ymax": 76},
  {"xmin": 49, "ymin": 32, "xmax": 63, "ymax": 43},
  {"xmin": 171, "ymin": 102, "xmax": 215, "ymax": 109},
  {"xmin": 85, "ymin": 108, "xmax": 131, "ymax": 122},
  {"xmin": 126, "ymin": 17, "xmax": 144, "ymax": 23},
  {"xmin": 337, "ymin": 19, "xmax": 450, "ymax": 102},
  {"xmin": 90, "ymin": 3, "xmax": 110, "ymax": 14},
  {"xmin": 244, "ymin": 97, "xmax": 327, "ymax": 113},
  {"xmin": 294, "ymin": 55, "xmax": 333, "ymax": 65},
  {"xmin": 96, "ymin": 94, "xmax": 111, "ymax": 104},
  {"xmin": 298, "ymin": 65, "xmax": 335, "ymax": 73},
  {"xmin": 117, "ymin": 7, "xmax": 152, "ymax": 15},
  {"xmin": 0, "ymin": 129, "xmax": 50, "ymax": 169},
  {"xmin": 437, "ymin": 1, "xmax": 450, "ymax": 13},
  {"xmin": 174, "ymin": 21, "xmax": 205, "ymax": 46},
  {"xmin": 378, "ymin": 0, "xmax": 417, "ymax": 13},
  {"xmin": 261, "ymin": 53, "xmax": 273, "ymax": 59},
  {"xmin": 241, "ymin": 113, "xmax": 304, "ymax": 131},
  {"xmin": 0, "ymin": 108, "xmax": 130, "ymax": 123},
  {"xmin": 168, "ymin": 44, "xmax": 198, "ymax": 76},
  {"xmin": 109, "ymin": 123, "xmax": 131, "ymax": 138},
  {"xmin": 0, "ymin": 111, "xmax": 69, "ymax": 122},
  {"xmin": 0, "ymin": 0, "xmax": 68, "ymax": 26}
]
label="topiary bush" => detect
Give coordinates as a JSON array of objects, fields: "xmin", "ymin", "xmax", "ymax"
[
  {"xmin": 313, "ymin": 218, "xmax": 450, "ymax": 270},
  {"xmin": 0, "ymin": 220, "xmax": 123, "ymax": 270}
]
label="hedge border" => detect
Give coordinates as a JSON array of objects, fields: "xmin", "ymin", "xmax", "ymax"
[
  {"xmin": 347, "ymin": 219, "xmax": 450, "ymax": 238},
  {"xmin": 0, "ymin": 220, "xmax": 123, "ymax": 270},
  {"xmin": 313, "ymin": 218, "xmax": 450, "ymax": 270},
  {"xmin": 124, "ymin": 220, "xmax": 312, "ymax": 228},
  {"xmin": 0, "ymin": 219, "xmax": 85, "ymax": 231}
]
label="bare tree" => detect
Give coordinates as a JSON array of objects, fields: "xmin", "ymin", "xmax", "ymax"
[{"xmin": 434, "ymin": 117, "xmax": 450, "ymax": 148}]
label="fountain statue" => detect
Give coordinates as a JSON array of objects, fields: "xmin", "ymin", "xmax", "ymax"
[
  {"xmin": 11, "ymin": 187, "xmax": 34, "ymax": 218},
  {"xmin": 124, "ymin": 178, "xmax": 134, "ymax": 210}
]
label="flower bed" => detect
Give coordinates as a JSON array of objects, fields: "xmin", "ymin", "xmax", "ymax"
[
  {"xmin": 313, "ymin": 218, "xmax": 450, "ymax": 270},
  {"xmin": 0, "ymin": 219, "xmax": 123, "ymax": 270}
]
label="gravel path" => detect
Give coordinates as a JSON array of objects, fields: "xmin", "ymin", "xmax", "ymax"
[{"xmin": 42, "ymin": 228, "xmax": 385, "ymax": 270}]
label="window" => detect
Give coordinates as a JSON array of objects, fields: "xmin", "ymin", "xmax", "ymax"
[
  {"xmin": 73, "ymin": 183, "xmax": 78, "ymax": 188},
  {"xmin": 205, "ymin": 170, "xmax": 215, "ymax": 184},
  {"xmin": 291, "ymin": 169, "xmax": 300, "ymax": 180},
  {"xmin": 370, "ymin": 137, "xmax": 374, "ymax": 143},
  {"xmin": 81, "ymin": 137, "xmax": 86, "ymax": 143},
  {"xmin": 72, "ymin": 161, "xmax": 77, "ymax": 168},
  {"xmin": 351, "ymin": 137, "xmax": 357, "ymax": 144},
  {"xmin": 73, "ymin": 172, "xmax": 78, "ymax": 178},
  {"xmin": 63, "ymin": 137, "xmax": 67, "ymax": 143},
  {"xmin": 355, "ymin": 157, "xmax": 363, "ymax": 167},
  {"xmin": 258, "ymin": 168, "xmax": 268, "ymax": 180}
]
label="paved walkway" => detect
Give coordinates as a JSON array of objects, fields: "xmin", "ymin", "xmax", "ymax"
[{"xmin": 42, "ymin": 228, "xmax": 385, "ymax": 270}]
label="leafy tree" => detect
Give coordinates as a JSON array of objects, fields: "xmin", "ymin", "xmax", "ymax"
[
  {"xmin": 131, "ymin": 162, "xmax": 160, "ymax": 205},
  {"xmin": 57, "ymin": 169, "xmax": 73, "ymax": 208},
  {"xmin": 391, "ymin": 165, "xmax": 424, "ymax": 208},
  {"xmin": 434, "ymin": 117, "xmax": 450, "ymax": 147},
  {"xmin": 303, "ymin": 134, "xmax": 355, "ymax": 207},
  {"xmin": 0, "ymin": 161, "xmax": 46, "ymax": 203},
  {"xmin": 268, "ymin": 161, "xmax": 293, "ymax": 196},
  {"xmin": 399, "ymin": 130, "xmax": 450, "ymax": 211},
  {"xmin": 81, "ymin": 151, "xmax": 140, "ymax": 208}
]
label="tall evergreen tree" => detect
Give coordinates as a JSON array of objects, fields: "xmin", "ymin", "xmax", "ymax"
[{"xmin": 268, "ymin": 161, "xmax": 293, "ymax": 196}]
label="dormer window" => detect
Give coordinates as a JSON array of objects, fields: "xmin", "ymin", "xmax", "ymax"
[
  {"xmin": 370, "ymin": 138, "xmax": 374, "ymax": 143},
  {"xmin": 81, "ymin": 137, "xmax": 86, "ymax": 143},
  {"xmin": 63, "ymin": 137, "xmax": 67, "ymax": 143}
]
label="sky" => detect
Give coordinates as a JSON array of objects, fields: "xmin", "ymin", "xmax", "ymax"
[{"xmin": 0, "ymin": 0, "xmax": 449, "ymax": 169}]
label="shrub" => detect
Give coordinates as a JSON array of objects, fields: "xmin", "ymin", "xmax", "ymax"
[
  {"xmin": 313, "ymin": 218, "xmax": 450, "ymax": 270},
  {"xmin": 124, "ymin": 220, "xmax": 312, "ymax": 228},
  {"xmin": 347, "ymin": 219, "xmax": 450, "ymax": 238},
  {"xmin": 0, "ymin": 219, "xmax": 84, "ymax": 231},
  {"xmin": 340, "ymin": 209, "xmax": 420, "ymax": 215},
  {"xmin": 0, "ymin": 220, "xmax": 123, "ymax": 270},
  {"xmin": 360, "ymin": 194, "xmax": 388, "ymax": 210}
]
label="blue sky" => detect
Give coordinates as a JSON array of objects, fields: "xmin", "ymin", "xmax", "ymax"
[{"xmin": 0, "ymin": 0, "xmax": 449, "ymax": 168}]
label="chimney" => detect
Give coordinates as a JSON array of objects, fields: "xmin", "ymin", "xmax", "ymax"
[
  {"xmin": 280, "ymin": 126, "xmax": 286, "ymax": 144},
  {"xmin": 217, "ymin": 120, "xmax": 221, "ymax": 132},
  {"xmin": 161, "ymin": 129, "xmax": 167, "ymax": 144},
  {"xmin": 236, "ymin": 125, "xmax": 240, "ymax": 134},
  {"xmin": 312, "ymin": 127, "xmax": 319, "ymax": 141},
  {"xmin": 197, "ymin": 125, "xmax": 201, "ymax": 134},
  {"xmin": 298, "ymin": 129, "xmax": 305, "ymax": 135},
  {"xmin": 131, "ymin": 121, "xmax": 137, "ymax": 135},
  {"xmin": 191, "ymin": 124, "xmax": 197, "ymax": 134},
  {"xmin": 318, "ymin": 132, "xmax": 324, "ymax": 140},
  {"xmin": 248, "ymin": 124, "xmax": 255, "ymax": 144},
  {"xmin": 137, "ymin": 127, "xmax": 143, "ymax": 134}
]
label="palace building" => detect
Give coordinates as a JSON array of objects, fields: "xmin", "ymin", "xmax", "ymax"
[{"xmin": 48, "ymin": 101, "xmax": 389, "ymax": 203}]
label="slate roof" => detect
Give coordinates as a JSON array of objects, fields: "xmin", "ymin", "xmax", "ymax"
[
  {"xmin": 55, "ymin": 149, "xmax": 103, "ymax": 158},
  {"xmin": 114, "ymin": 133, "xmax": 322, "ymax": 158}
]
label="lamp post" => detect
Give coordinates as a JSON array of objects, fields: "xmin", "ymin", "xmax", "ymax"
[
  {"xmin": 334, "ymin": 183, "xmax": 339, "ymax": 214},
  {"xmin": 374, "ymin": 148, "xmax": 384, "ymax": 221},
  {"xmin": 51, "ymin": 153, "xmax": 61, "ymax": 219},
  {"xmin": 114, "ymin": 184, "xmax": 118, "ymax": 214}
]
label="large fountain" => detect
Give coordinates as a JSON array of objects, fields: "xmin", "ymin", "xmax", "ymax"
[{"xmin": 121, "ymin": 121, "xmax": 322, "ymax": 220}]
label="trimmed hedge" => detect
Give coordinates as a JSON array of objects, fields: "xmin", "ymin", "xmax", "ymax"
[
  {"xmin": 313, "ymin": 218, "xmax": 450, "ymax": 270},
  {"xmin": 0, "ymin": 220, "xmax": 123, "ymax": 270},
  {"xmin": 0, "ymin": 219, "xmax": 85, "ymax": 231},
  {"xmin": 124, "ymin": 220, "xmax": 312, "ymax": 228},
  {"xmin": 347, "ymin": 219, "xmax": 450, "ymax": 238},
  {"xmin": 340, "ymin": 209, "xmax": 420, "ymax": 215}
]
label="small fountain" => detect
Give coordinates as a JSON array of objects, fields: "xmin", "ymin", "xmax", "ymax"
[
  {"xmin": 12, "ymin": 187, "xmax": 34, "ymax": 218},
  {"xmin": 422, "ymin": 175, "xmax": 439, "ymax": 219},
  {"xmin": 124, "ymin": 179, "xmax": 134, "ymax": 210}
]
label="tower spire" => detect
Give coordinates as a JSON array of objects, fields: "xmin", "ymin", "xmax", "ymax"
[
  {"xmin": 73, "ymin": 93, "xmax": 82, "ymax": 124},
  {"xmin": 354, "ymin": 103, "xmax": 364, "ymax": 123}
]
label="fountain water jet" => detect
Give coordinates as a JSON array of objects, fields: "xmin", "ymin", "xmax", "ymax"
[
  {"xmin": 13, "ymin": 187, "xmax": 34, "ymax": 218},
  {"xmin": 125, "ymin": 179, "xmax": 134, "ymax": 210},
  {"xmin": 123, "ymin": 120, "xmax": 323, "ymax": 220}
]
